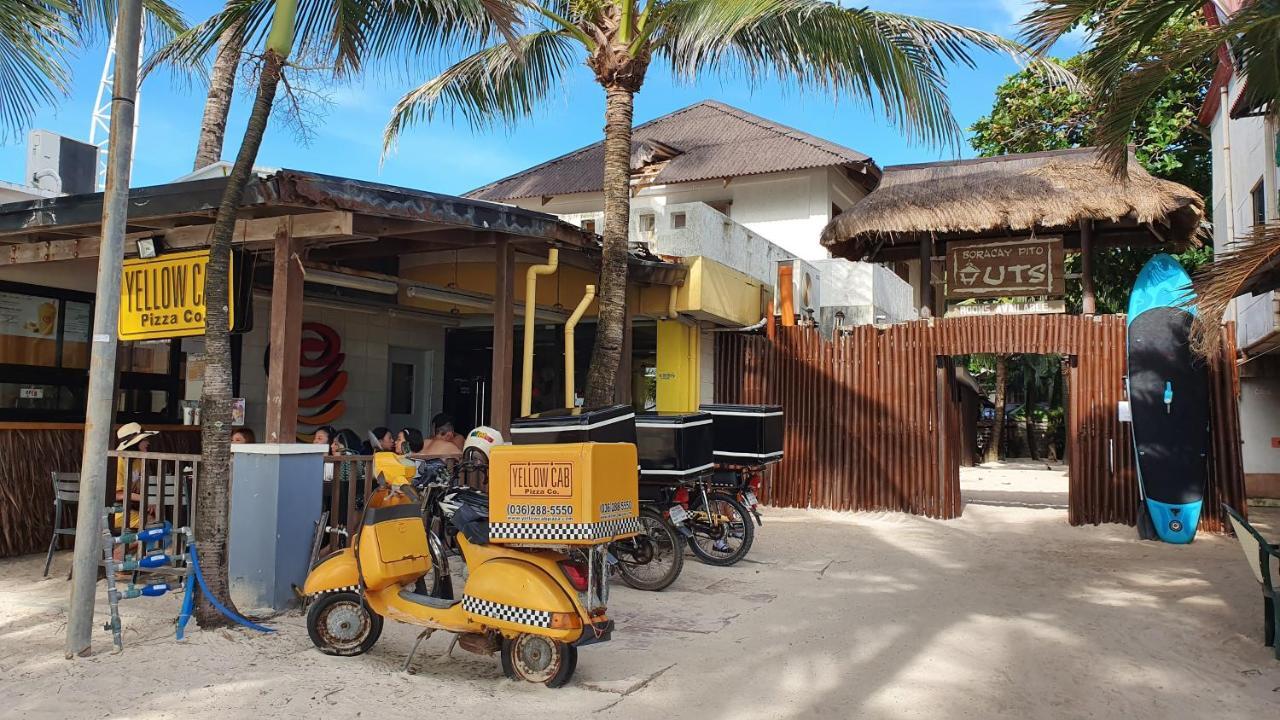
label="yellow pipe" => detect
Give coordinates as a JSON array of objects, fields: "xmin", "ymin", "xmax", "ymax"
[
  {"xmin": 564, "ymin": 284, "xmax": 596, "ymax": 408},
  {"xmin": 521, "ymin": 248, "xmax": 559, "ymax": 416}
]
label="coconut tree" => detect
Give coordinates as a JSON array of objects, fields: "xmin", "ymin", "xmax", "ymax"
[
  {"xmin": 159, "ymin": 0, "xmax": 511, "ymax": 626},
  {"xmin": 192, "ymin": 14, "xmax": 246, "ymax": 170},
  {"xmin": 383, "ymin": 0, "xmax": 1037, "ymax": 406},
  {"xmin": 0, "ymin": 0, "xmax": 185, "ymax": 137},
  {"xmin": 1020, "ymin": 0, "xmax": 1280, "ymax": 176}
]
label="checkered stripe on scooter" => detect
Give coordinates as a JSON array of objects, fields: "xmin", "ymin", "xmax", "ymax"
[
  {"xmin": 462, "ymin": 595, "xmax": 553, "ymax": 629},
  {"xmin": 488, "ymin": 517, "xmax": 643, "ymax": 542}
]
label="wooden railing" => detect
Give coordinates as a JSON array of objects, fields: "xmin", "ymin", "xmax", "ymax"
[{"xmin": 107, "ymin": 450, "xmax": 200, "ymax": 557}]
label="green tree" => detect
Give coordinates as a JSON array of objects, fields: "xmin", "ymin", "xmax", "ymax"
[
  {"xmin": 0, "ymin": 0, "xmax": 185, "ymax": 137},
  {"xmin": 162, "ymin": 0, "xmax": 506, "ymax": 626},
  {"xmin": 383, "ymin": 0, "xmax": 1034, "ymax": 406},
  {"xmin": 1021, "ymin": 0, "xmax": 1280, "ymax": 176}
]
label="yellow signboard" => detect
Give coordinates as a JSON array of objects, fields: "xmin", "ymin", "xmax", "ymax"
[{"xmin": 119, "ymin": 250, "xmax": 233, "ymax": 340}]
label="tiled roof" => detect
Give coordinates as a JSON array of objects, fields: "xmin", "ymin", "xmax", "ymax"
[{"xmin": 466, "ymin": 100, "xmax": 876, "ymax": 201}]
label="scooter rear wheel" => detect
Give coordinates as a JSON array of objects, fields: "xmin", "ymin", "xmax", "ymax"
[
  {"xmin": 500, "ymin": 634, "xmax": 577, "ymax": 687},
  {"xmin": 307, "ymin": 591, "xmax": 383, "ymax": 656}
]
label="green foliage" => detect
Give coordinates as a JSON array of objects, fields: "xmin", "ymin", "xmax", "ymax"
[{"xmin": 969, "ymin": 11, "xmax": 1213, "ymax": 314}]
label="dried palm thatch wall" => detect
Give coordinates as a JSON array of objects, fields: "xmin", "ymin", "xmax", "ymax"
[
  {"xmin": 0, "ymin": 427, "xmax": 199, "ymax": 558},
  {"xmin": 821, "ymin": 147, "xmax": 1204, "ymax": 260}
]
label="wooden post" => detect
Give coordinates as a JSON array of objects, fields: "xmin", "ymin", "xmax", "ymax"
[
  {"xmin": 919, "ymin": 233, "xmax": 935, "ymax": 318},
  {"xmin": 264, "ymin": 227, "xmax": 303, "ymax": 443},
  {"xmin": 490, "ymin": 236, "xmax": 515, "ymax": 435},
  {"xmin": 1080, "ymin": 219, "xmax": 1096, "ymax": 315}
]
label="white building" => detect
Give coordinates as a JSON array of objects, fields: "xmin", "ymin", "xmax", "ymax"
[
  {"xmin": 1202, "ymin": 5, "xmax": 1280, "ymax": 499},
  {"xmin": 467, "ymin": 100, "xmax": 915, "ymax": 325}
]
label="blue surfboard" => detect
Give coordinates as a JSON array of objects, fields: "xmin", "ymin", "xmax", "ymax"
[{"xmin": 1126, "ymin": 254, "xmax": 1210, "ymax": 543}]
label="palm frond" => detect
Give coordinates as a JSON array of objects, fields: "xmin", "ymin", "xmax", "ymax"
[
  {"xmin": 382, "ymin": 29, "xmax": 576, "ymax": 152},
  {"xmin": 1190, "ymin": 222, "xmax": 1280, "ymax": 357},
  {"xmin": 0, "ymin": 0, "xmax": 72, "ymax": 139},
  {"xmin": 1022, "ymin": 1, "xmax": 1279, "ymax": 176},
  {"xmin": 70, "ymin": 0, "xmax": 189, "ymax": 51},
  {"xmin": 150, "ymin": 0, "xmax": 514, "ymax": 79},
  {"xmin": 656, "ymin": 0, "xmax": 1042, "ymax": 149}
]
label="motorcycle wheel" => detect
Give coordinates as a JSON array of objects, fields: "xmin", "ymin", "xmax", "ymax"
[
  {"xmin": 500, "ymin": 634, "xmax": 577, "ymax": 687},
  {"xmin": 688, "ymin": 491, "xmax": 755, "ymax": 566},
  {"xmin": 306, "ymin": 591, "xmax": 383, "ymax": 656},
  {"xmin": 614, "ymin": 507, "xmax": 684, "ymax": 591}
]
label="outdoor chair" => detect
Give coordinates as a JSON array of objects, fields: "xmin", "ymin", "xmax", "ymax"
[
  {"xmin": 1223, "ymin": 504, "xmax": 1280, "ymax": 660},
  {"xmin": 43, "ymin": 472, "xmax": 80, "ymax": 578}
]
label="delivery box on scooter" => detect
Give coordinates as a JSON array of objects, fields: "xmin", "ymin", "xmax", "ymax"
[{"xmin": 487, "ymin": 442, "xmax": 640, "ymax": 546}]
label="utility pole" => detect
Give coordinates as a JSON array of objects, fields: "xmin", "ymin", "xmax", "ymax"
[{"xmin": 66, "ymin": 0, "xmax": 144, "ymax": 658}]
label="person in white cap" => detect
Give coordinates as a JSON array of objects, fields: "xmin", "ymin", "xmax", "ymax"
[{"xmin": 113, "ymin": 422, "xmax": 158, "ymax": 533}]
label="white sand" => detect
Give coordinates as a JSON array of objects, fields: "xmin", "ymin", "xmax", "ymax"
[{"xmin": 2, "ymin": 464, "xmax": 1278, "ymax": 719}]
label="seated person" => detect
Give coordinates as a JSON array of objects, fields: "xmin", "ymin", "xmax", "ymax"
[
  {"xmin": 423, "ymin": 417, "xmax": 464, "ymax": 457},
  {"xmin": 431, "ymin": 412, "xmax": 465, "ymax": 451},
  {"xmin": 363, "ymin": 426, "xmax": 394, "ymax": 455}
]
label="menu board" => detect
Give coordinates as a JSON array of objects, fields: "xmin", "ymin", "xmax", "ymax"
[{"xmin": 0, "ymin": 291, "xmax": 60, "ymax": 367}]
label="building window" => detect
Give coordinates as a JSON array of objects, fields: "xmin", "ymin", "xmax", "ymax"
[
  {"xmin": 671, "ymin": 212, "xmax": 686, "ymax": 229},
  {"xmin": 1251, "ymin": 179, "xmax": 1267, "ymax": 226},
  {"xmin": 581, "ymin": 218, "xmax": 596, "ymax": 234},
  {"xmin": 708, "ymin": 200, "xmax": 732, "ymax": 217},
  {"xmin": 638, "ymin": 214, "xmax": 655, "ymax": 233},
  {"xmin": 389, "ymin": 362, "xmax": 415, "ymax": 415},
  {"xmin": 0, "ymin": 280, "xmax": 185, "ymax": 423}
]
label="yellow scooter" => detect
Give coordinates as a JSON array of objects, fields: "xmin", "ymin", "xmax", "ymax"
[{"xmin": 303, "ymin": 442, "xmax": 637, "ymax": 688}]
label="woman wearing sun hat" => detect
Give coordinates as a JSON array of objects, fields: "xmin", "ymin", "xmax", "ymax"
[{"xmin": 113, "ymin": 422, "xmax": 158, "ymax": 532}]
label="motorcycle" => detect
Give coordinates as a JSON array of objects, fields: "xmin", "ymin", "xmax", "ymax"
[{"xmin": 303, "ymin": 476, "xmax": 616, "ymax": 687}]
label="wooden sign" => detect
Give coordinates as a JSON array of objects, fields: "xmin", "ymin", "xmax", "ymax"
[
  {"xmin": 945, "ymin": 300, "xmax": 1067, "ymax": 317},
  {"xmin": 119, "ymin": 250, "xmax": 233, "ymax": 340},
  {"xmin": 945, "ymin": 237, "xmax": 1065, "ymax": 300}
]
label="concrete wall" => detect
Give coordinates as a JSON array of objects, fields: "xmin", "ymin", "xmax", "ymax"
[
  {"xmin": 236, "ymin": 297, "xmax": 448, "ymax": 439},
  {"xmin": 0, "ymin": 257, "xmax": 99, "ymax": 292},
  {"xmin": 505, "ymin": 167, "xmax": 867, "ymax": 261},
  {"xmin": 1208, "ymin": 74, "xmax": 1280, "ymax": 487},
  {"xmin": 1210, "ymin": 74, "xmax": 1280, "ymax": 350}
]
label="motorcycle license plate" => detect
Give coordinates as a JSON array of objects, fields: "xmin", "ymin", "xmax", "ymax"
[
  {"xmin": 744, "ymin": 492, "xmax": 759, "ymax": 508},
  {"xmin": 667, "ymin": 504, "xmax": 690, "ymax": 524}
]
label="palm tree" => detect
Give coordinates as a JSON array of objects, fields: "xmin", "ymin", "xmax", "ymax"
[
  {"xmin": 383, "ymin": 0, "xmax": 1035, "ymax": 407},
  {"xmin": 1020, "ymin": 0, "xmax": 1280, "ymax": 176},
  {"xmin": 192, "ymin": 14, "xmax": 246, "ymax": 170},
  {"xmin": 0, "ymin": 0, "xmax": 185, "ymax": 138},
  {"xmin": 161, "ymin": 0, "xmax": 508, "ymax": 626}
]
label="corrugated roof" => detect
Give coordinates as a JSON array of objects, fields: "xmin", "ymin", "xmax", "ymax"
[{"xmin": 466, "ymin": 100, "xmax": 877, "ymax": 201}]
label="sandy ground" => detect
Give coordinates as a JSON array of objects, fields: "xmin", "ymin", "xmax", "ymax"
[{"xmin": 2, "ymin": 464, "xmax": 1278, "ymax": 720}]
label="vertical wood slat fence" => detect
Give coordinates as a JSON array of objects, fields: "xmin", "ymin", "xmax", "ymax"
[{"xmin": 715, "ymin": 315, "xmax": 1247, "ymax": 531}]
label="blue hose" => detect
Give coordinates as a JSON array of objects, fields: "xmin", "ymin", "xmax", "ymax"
[{"xmin": 186, "ymin": 541, "xmax": 275, "ymax": 634}]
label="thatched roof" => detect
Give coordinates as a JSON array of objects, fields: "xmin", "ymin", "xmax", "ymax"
[{"xmin": 821, "ymin": 147, "xmax": 1204, "ymax": 262}]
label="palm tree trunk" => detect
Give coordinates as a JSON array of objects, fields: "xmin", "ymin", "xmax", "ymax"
[
  {"xmin": 193, "ymin": 19, "xmax": 246, "ymax": 171},
  {"xmin": 584, "ymin": 86, "xmax": 633, "ymax": 406},
  {"xmin": 195, "ymin": 48, "xmax": 286, "ymax": 627},
  {"xmin": 985, "ymin": 354, "xmax": 1008, "ymax": 463}
]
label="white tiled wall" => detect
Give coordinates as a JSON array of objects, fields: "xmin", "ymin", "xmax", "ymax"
[{"xmin": 238, "ymin": 298, "xmax": 448, "ymax": 437}]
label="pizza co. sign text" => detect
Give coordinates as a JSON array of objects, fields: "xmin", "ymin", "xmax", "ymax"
[{"xmin": 945, "ymin": 237, "xmax": 1065, "ymax": 300}]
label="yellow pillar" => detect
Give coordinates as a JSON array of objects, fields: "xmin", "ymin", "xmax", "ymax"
[{"xmin": 656, "ymin": 320, "xmax": 700, "ymax": 412}]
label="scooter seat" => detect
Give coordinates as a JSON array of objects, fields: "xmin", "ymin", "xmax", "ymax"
[{"xmin": 398, "ymin": 588, "xmax": 461, "ymax": 610}]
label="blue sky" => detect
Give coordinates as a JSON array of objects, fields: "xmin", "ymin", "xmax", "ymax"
[{"xmin": 0, "ymin": 0, "xmax": 1081, "ymax": 195}]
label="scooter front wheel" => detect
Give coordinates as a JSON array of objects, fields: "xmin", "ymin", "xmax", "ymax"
[
  {"xmin": 307, "ymin": 591, "xmax": 383, "ymax": 656},
  {"xmin": 500, "ymin": 634, "xmax": 577, "ymax": 688}
]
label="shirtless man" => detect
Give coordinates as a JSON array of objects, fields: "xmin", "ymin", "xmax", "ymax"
[{"xmin": 421, "ymin": 414, "xmax": 463, "ymax": 456}]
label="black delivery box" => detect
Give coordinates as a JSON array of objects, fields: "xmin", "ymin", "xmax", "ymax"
[
  {"xmin": 509, "ymin": 404, "xmax": 637, "ymax": 445},
  {"xmin": 699, "ymin": 404, "xmax": 784, "ymax": 466},
  {"xmin": 635, "ymin": 411, "xmax": 715, "ymax": 485}
]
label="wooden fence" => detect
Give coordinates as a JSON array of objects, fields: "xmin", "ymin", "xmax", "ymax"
[{"xmin": 715, "ymin": 315, "xmax": 1247, "ymax": 531}]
